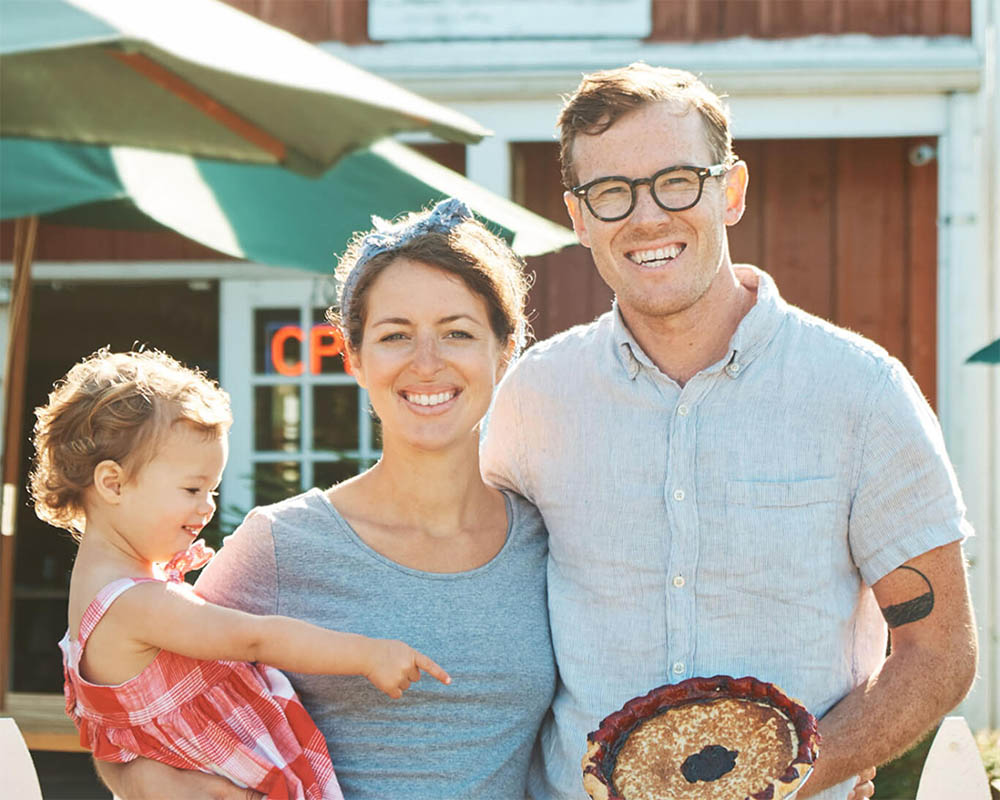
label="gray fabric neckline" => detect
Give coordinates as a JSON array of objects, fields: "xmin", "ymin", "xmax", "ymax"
[{"xmin": 308, "ymin": 487, "xmax": 516, "ymax": 580}]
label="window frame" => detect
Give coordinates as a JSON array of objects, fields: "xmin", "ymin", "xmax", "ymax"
[{"xmin": 220, "ymin": 278, "xmax": 377, "ymax": 526}]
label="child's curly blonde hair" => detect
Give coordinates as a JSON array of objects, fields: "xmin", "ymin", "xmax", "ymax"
[{"xmin": 30, "ymin": 349, "xmax": 232, "ymax": 538}]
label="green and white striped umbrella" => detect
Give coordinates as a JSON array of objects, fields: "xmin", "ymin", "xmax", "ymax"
[{"xmin": 1, "ymin": 136, "xmax": 576, "ymax": 261}]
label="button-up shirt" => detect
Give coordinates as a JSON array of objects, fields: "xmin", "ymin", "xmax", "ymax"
[{"xmin": 481, "ymin": 266, "xmax": 971, "ymax": 800}]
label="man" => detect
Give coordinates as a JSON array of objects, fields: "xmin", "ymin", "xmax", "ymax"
[{"xmin": 481, "ymin": 63, "xmax": 978, "ymax": 800}]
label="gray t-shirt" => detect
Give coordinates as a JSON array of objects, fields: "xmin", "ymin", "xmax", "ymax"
[{"xmin": 196, "ymin": 487, "xmax": 555, "ymax": 800}]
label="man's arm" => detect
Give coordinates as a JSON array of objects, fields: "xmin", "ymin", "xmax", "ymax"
[
  {"xmin": 797, "ymin": 541, "xmax": 977, "ymax": 797},
  {"xmin": 94, "ymin": 757, "xmax": 262, "ymax": 800}
]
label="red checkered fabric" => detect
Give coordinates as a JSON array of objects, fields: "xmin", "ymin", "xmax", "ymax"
[{"xmin": 59, "ymin": 577, "xmax": 342, "ymax": 800}]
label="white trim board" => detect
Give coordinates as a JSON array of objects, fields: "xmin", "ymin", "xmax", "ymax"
[
  {"xmin": 0, "ymin": 262, "xmax": 318, "ymax": 282},
  {"xmin": 444, "ymin": 93, "xmax": 953, "ymax": 148},
  {"xmin": 324, "ymin": 35, "xmax": 981, "ymax": 101}
]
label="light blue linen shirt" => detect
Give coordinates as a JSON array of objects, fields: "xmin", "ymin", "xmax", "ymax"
[{"xmin": 481, "ymin": 266, "xmax": 972, "ymax": 800}]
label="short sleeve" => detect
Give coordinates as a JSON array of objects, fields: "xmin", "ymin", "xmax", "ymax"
[
  {"xmin": 848, "ymin": 360, "xmax": 973, "ymax": 585},
  {"xmin": 195, "ymin": 509, "xmax": 278, "ymax": 617},
  {"xmin": 481, "ymin": 360, "xmax": 534, "ymax": 502}
]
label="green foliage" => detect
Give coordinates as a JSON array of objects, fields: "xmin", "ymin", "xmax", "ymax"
[
  {"xmin": 976, "ymin": 729, "xmax": 1000, "ymax": 797},
  {"xmin": 871, "ymin": 726, "xmax": 999, "ymax": 800},
  {"xmin": 873, "ymin": 730, "xmax": 934, "ymax": 799}
]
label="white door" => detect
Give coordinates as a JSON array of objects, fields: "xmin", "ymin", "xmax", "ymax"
[{"xmin": 219, "ymin": 278, "xmax": 379, "ymax": 527}]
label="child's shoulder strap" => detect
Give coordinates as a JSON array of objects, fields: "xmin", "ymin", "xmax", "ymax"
[{"xmin": 77, "ymin": 577, "xmax": 159, "ymax": 647}]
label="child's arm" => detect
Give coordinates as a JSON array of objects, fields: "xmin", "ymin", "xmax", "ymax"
[{"xmin": 111, "ymin": 580, "xmax": 450, "ymax": 698}]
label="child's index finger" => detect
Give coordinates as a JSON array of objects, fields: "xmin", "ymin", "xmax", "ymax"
[{"xmin": 416, "ymin": 653, "xmax": 451, "ymax": 685}]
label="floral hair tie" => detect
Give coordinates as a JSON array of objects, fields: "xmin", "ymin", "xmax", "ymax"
[
  {"xmin": 158, "ymin": 539, "xmax": 215, "ymax": 582},
  {"xmin": 338, "ymin": 197, "xmax": 475, "ymax": 321}
]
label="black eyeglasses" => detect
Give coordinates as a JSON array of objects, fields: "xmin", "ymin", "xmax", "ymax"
[{"xmin": 570, "ymin": 164, "xmax": 729, "ymax": 222}]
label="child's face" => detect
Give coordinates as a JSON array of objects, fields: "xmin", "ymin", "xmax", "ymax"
[{"xmin": 117, "ymin": 423, "xmax": 228, "ymax": 564}]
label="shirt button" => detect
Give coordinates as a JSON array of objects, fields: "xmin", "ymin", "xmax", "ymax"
[
  {"xmin": 726, "ymin": 362, "xmax": 742, "ymax": 377},
  {"xmin": 672, "ymin": 575, "xmax": 686, "ymax": 588},
  {"xmin": 672, "ymin": 661, "xmax": 685, "ymax": 675},
  {"xmin": 673, "ymin": 489, "xmax": 685, "ymax": 502},
  {"xmin": 677, "ymin": 404, "xmax": 689, "ymax": 416}
]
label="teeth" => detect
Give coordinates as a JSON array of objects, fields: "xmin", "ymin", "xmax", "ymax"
[
  {"xmin": 405, "ymin": 391, "xmax": 456, "ymax": 407},
  {"xmin": 631, "ymin": 244, "xmax": 683, "ymax": 264}
]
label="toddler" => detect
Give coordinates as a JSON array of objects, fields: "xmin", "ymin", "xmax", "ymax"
[{"xmin": 31, "ymin": 349, "xmax": 449, "ymax": 800}]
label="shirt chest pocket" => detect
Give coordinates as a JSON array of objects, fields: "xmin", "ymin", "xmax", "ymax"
[{"xmin": 721, "ymin": 478, "xmax": 843, "ymax": 597}]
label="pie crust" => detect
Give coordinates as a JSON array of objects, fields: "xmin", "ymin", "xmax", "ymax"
[{"xmin": 582, "ymin": 675, "xmax": 820, "ymax": 800}]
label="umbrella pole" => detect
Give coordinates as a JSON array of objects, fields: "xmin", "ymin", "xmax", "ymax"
[{"xmin": 0, "ymin": 216, "xmax": 38, "ymax": 710}]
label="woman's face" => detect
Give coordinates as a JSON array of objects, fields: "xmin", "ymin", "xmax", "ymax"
[{"xmin": 349, "ymin": 257, "xmax": 511, "ymax": 454}]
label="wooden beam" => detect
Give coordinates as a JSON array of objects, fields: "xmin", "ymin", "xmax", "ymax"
[
  {"xmin": 0, "ymin": 216, "xmax": 38, "ymax": 712},
  {"xmin": 109, "ymin": 50, "xmax": 288, "ymax": 163},
  {"xmin": 0, "ymin": 692, "xmax": 84, "ymax": 752}
]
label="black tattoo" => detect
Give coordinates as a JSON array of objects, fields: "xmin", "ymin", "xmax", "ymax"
[{"xmin": 880, "ymin": 565, "xmax": 935, "ymax": 628}]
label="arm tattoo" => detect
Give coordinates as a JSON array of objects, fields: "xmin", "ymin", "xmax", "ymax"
[{"xmin": 880, "ymin": 565, "xmax": 935, "ymax": 628}]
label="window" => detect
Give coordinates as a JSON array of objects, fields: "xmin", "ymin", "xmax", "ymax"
[{"xmin": 220, "ymin": 280, "xmax": 378, "ymax": 524}]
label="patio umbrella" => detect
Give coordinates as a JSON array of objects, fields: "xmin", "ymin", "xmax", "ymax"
[
  {"xmin": 1, "ymin": 0, "xmax": 488, "ymax": 174},
  {"xmin": 0, "ymin": 0, "xmax": 491, "ymax": 707},
  {"xmin": 0, "ymin": 136, "xmax": 577, "ymax": 261}
]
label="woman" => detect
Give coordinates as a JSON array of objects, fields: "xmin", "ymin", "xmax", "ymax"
[{"xmin": 96, "ymin": 198, "xmax": 556, "ymax": 799}]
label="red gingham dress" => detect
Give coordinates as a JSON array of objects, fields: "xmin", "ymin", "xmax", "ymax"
[{"xmin": 59, "ymin": 577, "xmax": 343, "ymax": 800}]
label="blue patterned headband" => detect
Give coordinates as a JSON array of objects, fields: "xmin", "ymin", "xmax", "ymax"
[
  {"xmin": 337, "ymin": 197, "xmax": 527, "ymax": 354},
  {"xmin": 338, "ymin": 197, "xmax": 475, "ymax": 323}
]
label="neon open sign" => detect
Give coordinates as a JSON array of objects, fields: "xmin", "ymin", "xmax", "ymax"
[{"xmin": 268, "ymin": 324, "xmax": 350, "ymax": 376}]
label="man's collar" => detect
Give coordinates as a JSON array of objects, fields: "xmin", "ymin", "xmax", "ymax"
[
  {"xmin": 611, "ymin": 265, "xmax": 787, "ymax": 381},
  {"xmin": 725, "ymin": 265, "xmax": 787, "ymax": 376},
  {"xmin": 611, "ymin": 301, "xmax": 652, "ymax": 380}
]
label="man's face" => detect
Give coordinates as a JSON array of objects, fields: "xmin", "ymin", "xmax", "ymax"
[{"xmin": 563, "ymin": 101, "xmax": 748, "ymax": 328}]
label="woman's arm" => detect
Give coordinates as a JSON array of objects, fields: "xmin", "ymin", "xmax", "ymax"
[
  {"xmin": 194, "ymin": 510, "xmax": 278, "ymax": 617},
  {"xmin": 95, "ymin": 757, "xmax": 263, "ymax": 800},
  {"xmin": 110, "ymin": 579, "xmax": 451, "ymax": 697}
]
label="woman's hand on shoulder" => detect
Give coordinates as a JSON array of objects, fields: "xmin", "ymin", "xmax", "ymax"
[{"xmin": 95, "ymin": 756, "xmax": 263, "ymax": 800}]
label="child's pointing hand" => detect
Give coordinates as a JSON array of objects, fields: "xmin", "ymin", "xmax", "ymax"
[{"xmin": 364, "ymin": 638, "xmax": 451, "ymax": 698}]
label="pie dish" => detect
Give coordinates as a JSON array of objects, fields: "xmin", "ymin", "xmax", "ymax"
[{"xmin": 582, "ymin": 675, "xmax": 820, "ymax": 800}]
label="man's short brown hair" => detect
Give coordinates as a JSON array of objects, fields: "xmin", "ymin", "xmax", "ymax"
[{"xmin": 557, "ymin": 63, "xmax": 736, "ymax": 188}]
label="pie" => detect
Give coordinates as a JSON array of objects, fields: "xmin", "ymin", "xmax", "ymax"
[{"xmin": 582, "ymin": 675, "xmax": 820, "ymax": 800}]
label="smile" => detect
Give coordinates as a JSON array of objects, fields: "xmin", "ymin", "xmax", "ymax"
[
  {"xmin": 627, "ymin": 243, "xmax": 685, "ymax": 267},
  {"xmin": 402, "ymin": 390, "xmax": 457, "ymax": 407}
]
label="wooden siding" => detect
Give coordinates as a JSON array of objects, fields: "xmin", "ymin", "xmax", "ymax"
[
  {"xmin": 512, "ymin": 143, "xmax": 615, "ymax": 341},
  {"xmin": 217, "ymin": 0, "xmax": 969, "ymax": 43},
  {"xmin": 410, "ymin": 142, "xmax": 467, "ymax": 176},
  {"xmin": 649, "ymin": 0, "xmax": 970, "ymax": 40},
  {"xmin": 0, "ymin": 222, "xmax": 231, "ymax": 262},
  {"xmin": 221, "ymin": 0, "xmax": 370, "ymax": 43},
  {"xmin": 511, "ymin": 137, "xmax": 938, "ymax": 406}
]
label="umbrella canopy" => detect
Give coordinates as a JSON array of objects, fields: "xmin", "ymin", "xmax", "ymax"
[
  {"xmin": 1, "ymin": 0, "xmax": 489, "ymax": 175},
  {"xmin": 0, "ymin": 136, "xmax": 577, "ymax": 260},
  {"xmin": 966, "ymin": 339, "xmax": 999, "ymax": 364}
]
